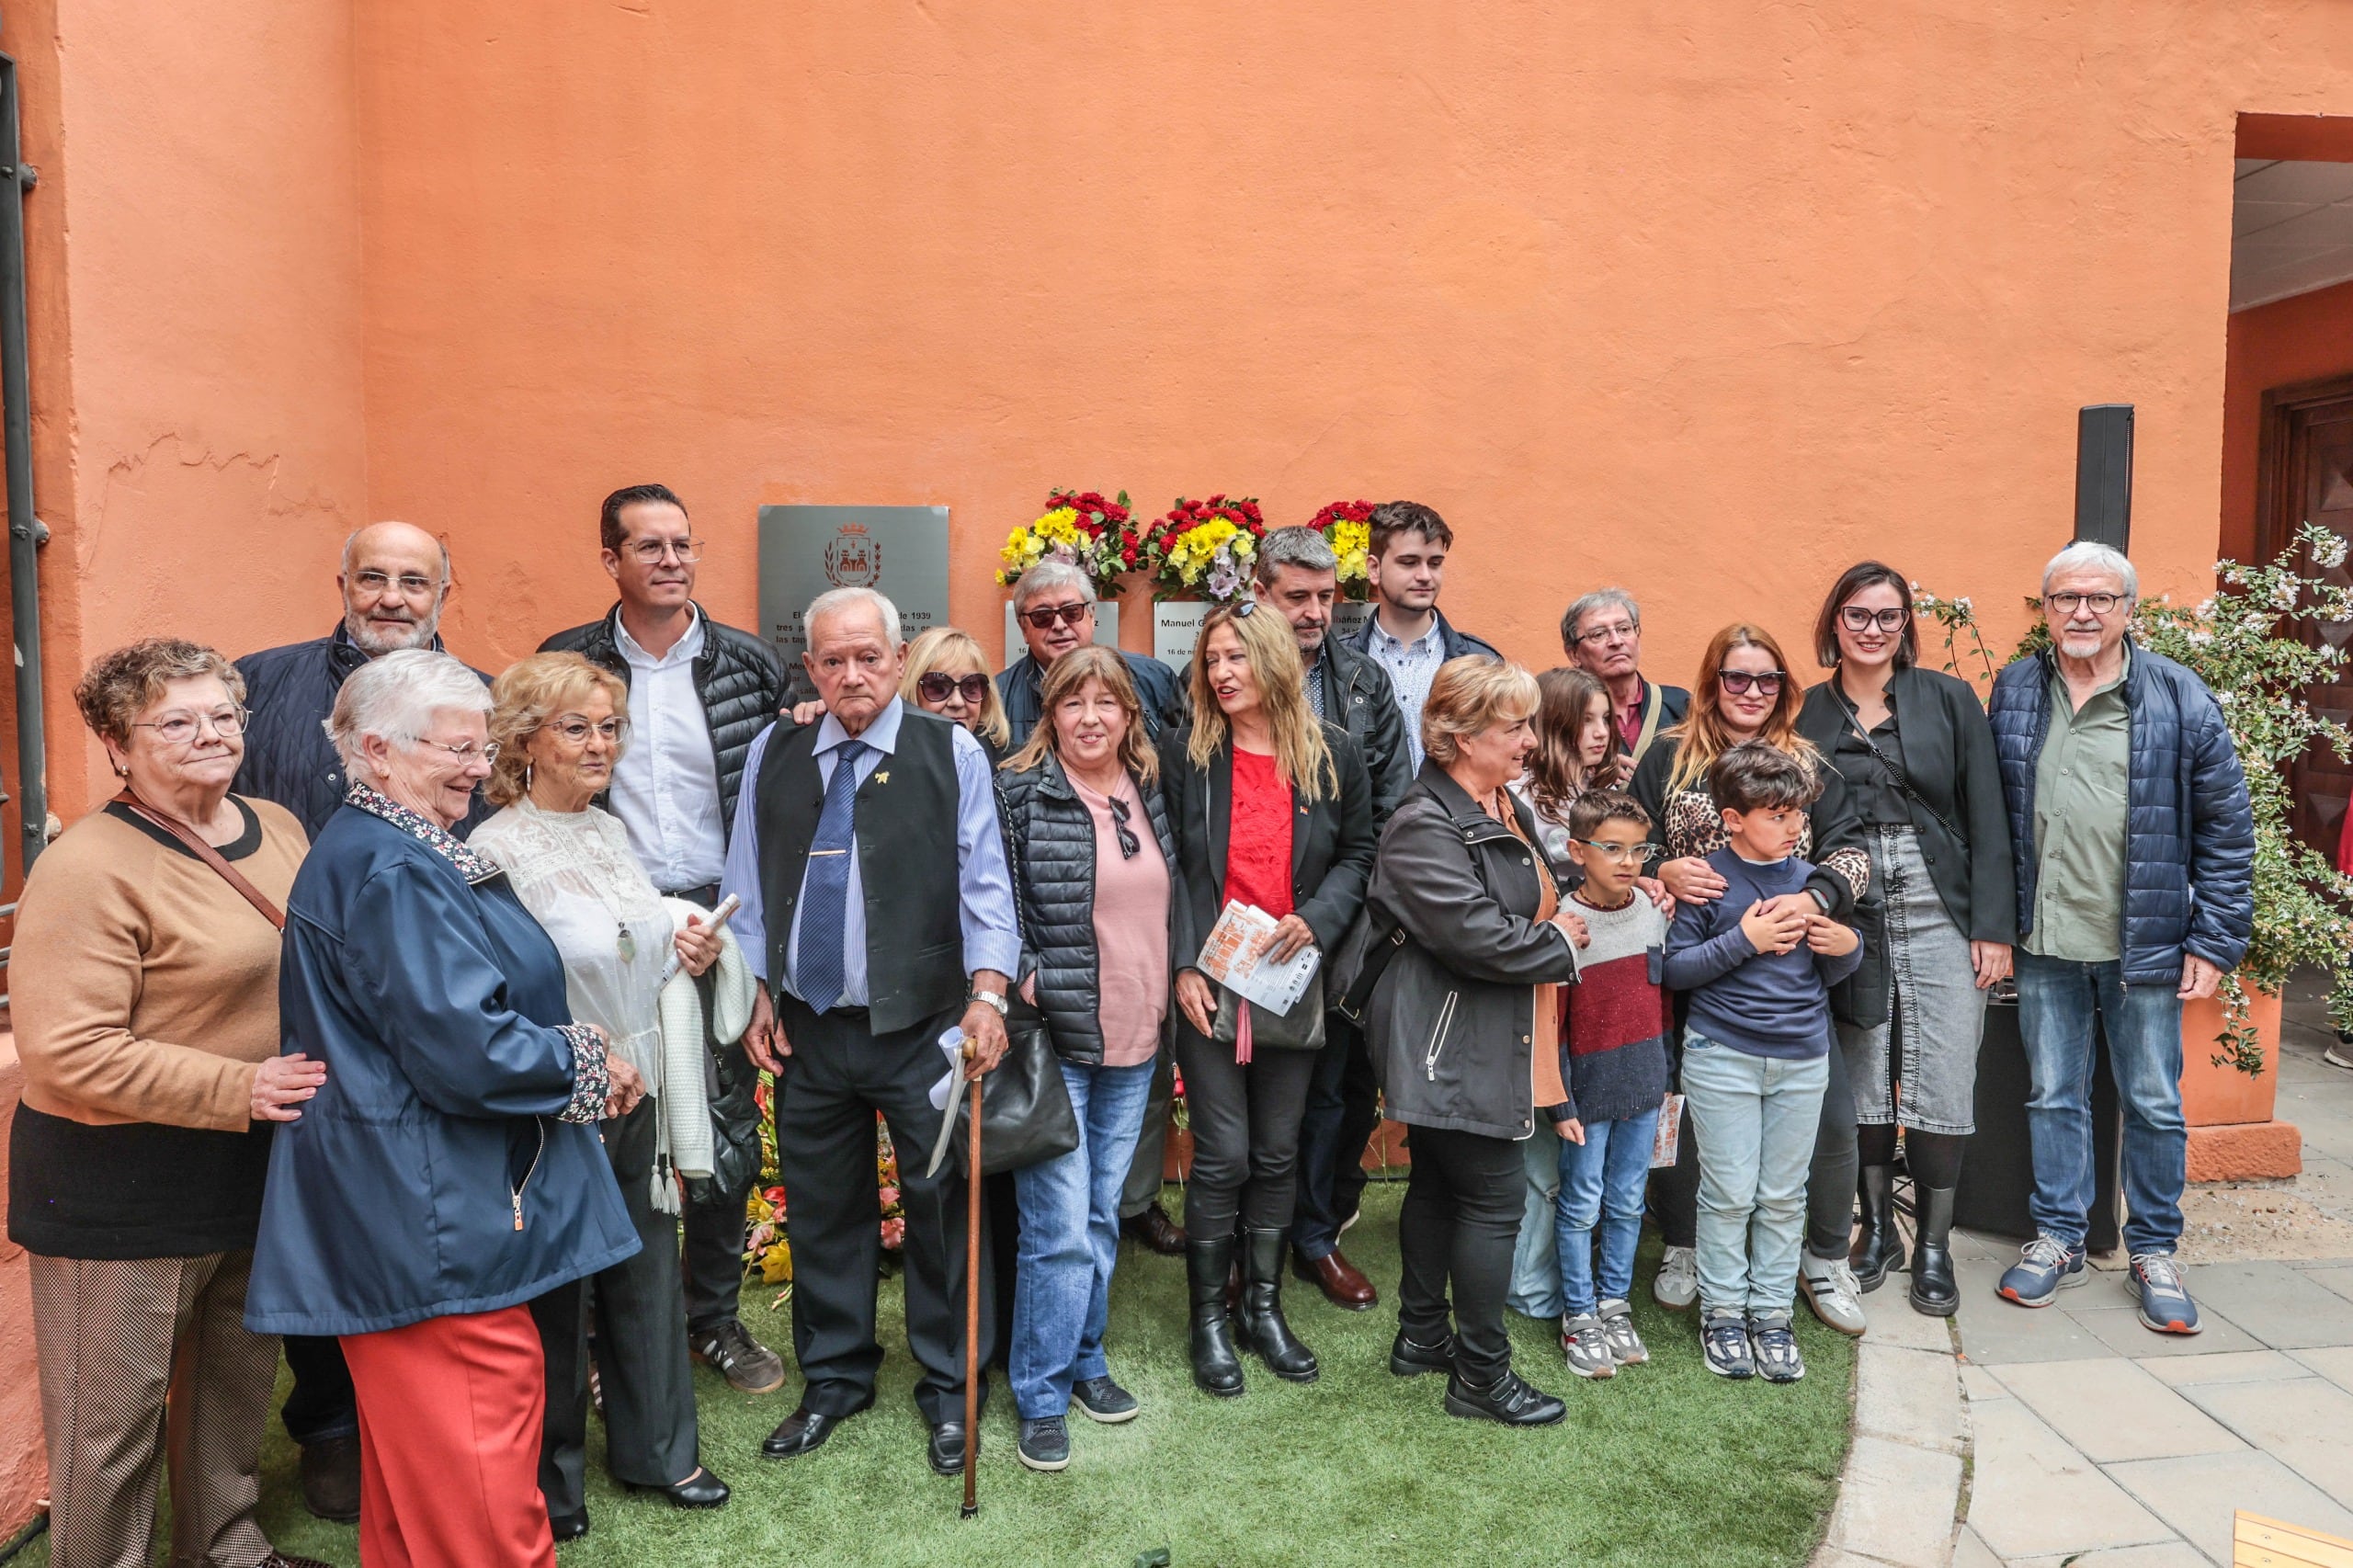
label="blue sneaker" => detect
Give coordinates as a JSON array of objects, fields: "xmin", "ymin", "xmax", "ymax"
[
  {"xmin": 1997, "ymin": 1235, "xmax": 2086, "ymax": 1307},
  {"xmin": 2129, "ymin": 1253, "xmax": 2201, "ymax": 1335}
]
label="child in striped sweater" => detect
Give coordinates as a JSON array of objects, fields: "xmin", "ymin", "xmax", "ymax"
[{"xmin": 1551, "ymin": 790, "xmax": 1675, "ymax": 1379}]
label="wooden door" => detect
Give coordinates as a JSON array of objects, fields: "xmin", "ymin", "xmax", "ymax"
[{"xmin": 2257, "ymin": 372, "xmax": 2353, "ymax": 858}]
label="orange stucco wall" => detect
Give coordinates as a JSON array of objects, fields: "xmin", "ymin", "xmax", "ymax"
[{"xmin": 2220, "ymin": 276, "xmax": 2353, "ymax": 564}]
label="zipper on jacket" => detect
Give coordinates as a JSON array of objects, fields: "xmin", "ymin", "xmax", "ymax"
[
  {"xmin": 1425, "ymin": 991, "xmax": 1460, "ymax": 1081},
  {"xmin": 513, "ymin": 1119, "xmax": 547, "ymax": 1233}
]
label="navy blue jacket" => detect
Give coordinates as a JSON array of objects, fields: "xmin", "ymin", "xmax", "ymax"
[
  {"xmin": 998, "ymin": 649, "xmax": 1189, "ymax": 752},
  {"xmin": 244, "ymin": 798, "xmax": 637, "ymax": 1336},
  {"xmin": 233, "ymin": 624, "xmax": 493, "ymax": 838},
  {"xmin": 1987, "ymin": 642, "xmax": 2255, "ymax": 984},
  {"xmin": 1343, "ymin": 605, "xmax": 1500, "ymax": 665}
]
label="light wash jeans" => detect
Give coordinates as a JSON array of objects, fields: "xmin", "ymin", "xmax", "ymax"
[
  {"xmin": 1010, "ymin": 1057, "xmax": 1156, "ymax": 1419},
  {"xmin": 1506, "ymin": 1122, "xmax": 1563, "ymax": 1319},
  {"xmin": 1681, "ymin": 1031, "xmax": 1829, "ymax": 1318},
  {"xmin": 1554, "ymin": 1106, "xmax": 1662, "ymax": 1318},
  {"xmin": 2014, "ymin": 953, "xmax": 2187, "ymax": 1256}
]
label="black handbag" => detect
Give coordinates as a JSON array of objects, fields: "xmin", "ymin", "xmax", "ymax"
[
  {"xmin": 1211, "ymin": 973, "xmax": 1328, "ymax": 1052},
  {"xmin": 947, "ymin": 994, "xmax": 1082, "ymax": 1177}
]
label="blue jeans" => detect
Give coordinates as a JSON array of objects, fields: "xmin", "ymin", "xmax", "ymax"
[
  {"xmin": 1506, "ymin": 1125, "xmax": 1563, "ymax": 1318},
  {"xmin": 1680, "ymin": 1032, "xmax": 1829, "ymax": 1318},
  {"xmin": 1554, "ymin": 1107, "xmax": 1662, "ymax": 1317},
  {"xmin": 1009, "ymin": 1058, "xmax": 1156, "ymax": 1419},
  {"xmin": 2015, "ymin": 953, "xmax": 2186, "ymax": 1256}
]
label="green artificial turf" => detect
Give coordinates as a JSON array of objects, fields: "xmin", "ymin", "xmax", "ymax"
[{"xmin": 29, "ymin": 1181, "xmax": 1854, "ymax": 1568}]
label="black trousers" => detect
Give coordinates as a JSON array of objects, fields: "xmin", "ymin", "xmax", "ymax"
[
  {"xmin": 1290, "ymin": 1016, "xmax": 1382, "ymax": 1259},
  {"xmin": 279, "ymin": 1338, "xmax": 357, "ymax": 1447},
  {"xmin": 1395, "ymin": 1124, "xmax": 1525, "ymax": 1386},
  {"xmin": 1651, "ymin": 1024, "xmax": 1859, "ymax": 1258},
  {"xmin": 531, "ymin": 1097, "xmax": 699, "ymax": 1517},
  {"xmin": 1118, "ymin": 1046, "xmax": 1176, "ymax": 1221},
  {"xmin": 1171, "ymin": 1034, "xmax": 1319, "ymax": 1238},
  {"xmin": 773, "ymin": 994, "xmax": 988, "ymax": 1424}
]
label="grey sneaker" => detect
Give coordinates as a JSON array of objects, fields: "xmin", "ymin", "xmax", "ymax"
[
  {"xmin": 1653, "ymin": 1245, "xmax": 1699, "ymax": 1311},
  {"xmin": 1597, "ymin": 1299, "xmax": 1649, "ymax": 1366},
  {"xmin": 1700, "ymin": 1310, "xmax": 1754, "ymax": 1379},
  {"xmin": 1561, "ymin": 1313, "xmax": 1616, "ymax": 1380},
  {"xmin": 1799, "ymin": 1252, "xmax": 1869, "ymax": 1337},
  {"xmin": 1016, "ymin": 1415, "xmax": 1070, "ymax": 1472},
  {"xmin": 1749, "ymin": 1313, "xmax": 1805, "ymax": 1383},
  {"xmin": 2325, "ymin": 1041, "xmax": 2353, "ymax": 1071},
  {"xmin": 2129, "ymin": 1253, "xmax": 2202, "ymax": 1335},
  {"xmin": 1071, "ymin": 1375, "xmax": 1139, "ymax": 1424}
]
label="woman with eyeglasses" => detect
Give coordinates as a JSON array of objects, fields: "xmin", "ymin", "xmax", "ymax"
[
  {"xmin": 1165, "ymin": 601, "xmax": 1376, "ymax": 1397},
  {"xmin": 470, "ymin": 653, "xmax": 733, "ymax": 1536},
  {"xmin": 8, "ymin": 640, "xmax": 328, "ymax": 1568},
  {"xmin": 1796, "ymin": 565, "xmax": 2013, "ymax": 1317},
  {"xmin": 1629, "ymin": 624, "xmax": 1871, "ymax": 1335},
  {"xmin": 991, "ymin": 645, "xmax": 1177, "ymax": 1471}
]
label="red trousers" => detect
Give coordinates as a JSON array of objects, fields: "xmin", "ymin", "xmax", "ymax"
[{"xmin": 341, "ymin": 1305, "xmax": 554, "ymax": 1568}]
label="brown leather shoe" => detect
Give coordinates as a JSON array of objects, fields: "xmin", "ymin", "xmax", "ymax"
[
  {"xmin": 1120, "ymin": 1200, "xmax": 1188, "ymax": 1256},
  {"xmin": 1293, "ymin": 1247, "xmax": 1378, "ymax": 1311}
]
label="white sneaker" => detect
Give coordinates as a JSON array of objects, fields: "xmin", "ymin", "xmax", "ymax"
[
  {"xmin": 1653, "ymin": 1246, "xmax": 1699, "ymax": 1311},
  {"xmin": 1800, "ymin": 1252, "xmax": 1869, "ymax": 1336}
]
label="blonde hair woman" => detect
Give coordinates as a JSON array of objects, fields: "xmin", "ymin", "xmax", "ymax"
[
  {"xmin": 1163, "ymin": 601, "xmax": 1375, "ymax": 1397},
  {"xmin": 904, "ymin": 626, "xmax": 1011, "ymax": 756}
]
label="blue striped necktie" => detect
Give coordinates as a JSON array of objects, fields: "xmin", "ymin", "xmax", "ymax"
[{"xmin": 796, "ymin": 738, "xmax": 866, "ymax": 1015}]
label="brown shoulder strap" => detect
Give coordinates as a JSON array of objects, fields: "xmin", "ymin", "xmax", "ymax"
[{"xmin": 114, "ymin": 789, "xmax": 286, "ymax": 930}]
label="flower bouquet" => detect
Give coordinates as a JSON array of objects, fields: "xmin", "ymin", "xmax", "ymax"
[
  {"xmin": 995, "ymin": 490, "xmax": 1136, "ymax": 598},
  {"xmin": 1142, "ymin": 494, "xmax": 1266, "ymax": 603},
  {"xmin": 745, "ymin": 1078, "xmax": 909, "ymax": 1304},
  {"xmin": 1308, "ymin": 500, "xmax": 1377, "ymax": 602}
]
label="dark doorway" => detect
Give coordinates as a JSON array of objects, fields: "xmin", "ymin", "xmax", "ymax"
[{"xmin": 2257, "ymin": 369, "xmax": 2353, "ymax": 857}]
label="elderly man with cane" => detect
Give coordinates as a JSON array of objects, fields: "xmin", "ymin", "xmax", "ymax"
[{"xmin": 722, "ymin": 586, "xmax": 1020, "ymax": 1476}]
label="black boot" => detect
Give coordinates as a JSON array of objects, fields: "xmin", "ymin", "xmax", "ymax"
[
  {"xmin": 1187, "ymin": 1235, "xmax": 1245, "ymax": 1397},
  {"xmin": 1238, "ymin": 1228, "xmax": 1320, "ymax": 1382},
  {"xmin": 1849, "ymin": 1165, "xmax": 1905, "ymax": 1291},
  {"xmin": 1907, "ymin": 1185, "xmax": 1960, "ymax": 1318}
]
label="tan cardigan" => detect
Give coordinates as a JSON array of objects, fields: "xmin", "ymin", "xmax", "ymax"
[{"xmin": 12, "ymin": 796, "xmax": 307, "ymax": 1131}]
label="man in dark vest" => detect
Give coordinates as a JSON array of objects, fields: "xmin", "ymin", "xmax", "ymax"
[{"xmin": 722, "ymin": 585, "xmax": 1019, "ymax": 1475}]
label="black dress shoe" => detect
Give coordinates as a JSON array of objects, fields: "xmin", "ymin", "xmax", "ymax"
[
  {"xmin": 298, "ymin": 1432, "xmax": 362, "ymax": 1524},
  {"xmin": 1389, "ymin": 1329, "xmax": 1456, "ymax": 1378},
  {"xmin": 626, "ymin": 1465, "xmax": 731, "ymax": 1509},
  {"xmin": 1443, "ymin": 1368, "xmax": 1566, "ymax": 1426},
  {"xmin": 1122, "ymin": 1200, "xmax": 1188, "ymax": 1256},
  {"xmin": 927, "ymin": 1419, "xmax": 973, "ymax": 1476},
  {"xmin": 761, "ymin": 1404, "xmax": 863, "ymax": 1460},
  {"xmin": 549, "ymin": 1511, "xmax": 590, "ymax": 1542}
]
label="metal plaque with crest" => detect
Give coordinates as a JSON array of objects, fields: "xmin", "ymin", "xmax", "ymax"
[{"xmin": 758, "ymin": 506, "xmax": 952, "ymax": 678}]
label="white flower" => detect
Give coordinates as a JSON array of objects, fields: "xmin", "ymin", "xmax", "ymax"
[{"xmin": 2316, "ymin": 534, "xmax": 2349, "ymax": 570}]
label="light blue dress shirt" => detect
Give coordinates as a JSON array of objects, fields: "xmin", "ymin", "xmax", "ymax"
[
  {"xmin": 1367, "ymin": 616, "xmax": 1448, "ymax": 773},
  {"xmin": 720, "ymin": 698, "xmax": 1022, "ymax": 1006}
]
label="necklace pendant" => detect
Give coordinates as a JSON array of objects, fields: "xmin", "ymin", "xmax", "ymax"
[{"xmin": 617, "ymin": 923, "xmax": 637, "ymax": 963}]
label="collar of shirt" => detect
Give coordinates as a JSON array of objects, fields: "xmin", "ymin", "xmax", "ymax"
[
  {"xmin": 612, "ymin": 605, "xmax": 704, "ymax": 670},
  {"xmin": 813, "ymin": 696, "xmax": 904, "ymax": 759},
  {"xmin": 2049, "ymin": 641, "xmax": 2132, "ymax": 704},
  {"xmin": 1369, "ymin": 618, "xmax": 1443, "ymax": 657},
  {"xmin": 346, "ymin": 780, "xmax": 500, "ymax": 883}
]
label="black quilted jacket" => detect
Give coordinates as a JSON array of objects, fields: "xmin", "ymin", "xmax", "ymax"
[
  {"xmin": 995, "ymin": 752, "xmax": 1180, "ymax": 1066},
  {"xmin": 540, "ymin": 604, "xmax": 785, "ymax": 838}
]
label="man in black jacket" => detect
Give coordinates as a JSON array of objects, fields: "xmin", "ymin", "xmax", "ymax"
[
  {"xmin": 231, "ymin": 517, "xmax": 487, "ymax": 1523},
  {"xmin": 1563, "ymin": 586, "xmax": 1689, "ymax": 781},
  {"xmin": 540, "ymin": 483, "xmax": 790, "ymax": 1397},
  {"xmin": 1346, "ymin": 501, "xmax": 1501, "ymax": 776},
  {"xmin": 1248, "ymin": 527, "xmax": 1412, "ymax": 1308}
]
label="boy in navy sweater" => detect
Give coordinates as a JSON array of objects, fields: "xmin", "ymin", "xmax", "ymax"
[{"xmin": 1664, "ymin": 742, "xmax": 1861, "ymax": 1383}]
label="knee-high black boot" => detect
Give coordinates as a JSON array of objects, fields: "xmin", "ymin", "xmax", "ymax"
[
  {"xmin": 1908, "ymin": 1186, "xmax": 1959, "ymax": 1317},
  {"xmin": 1850, "ymin": 1165, "xmax": 1906, "ymax": 1291},
  {"xmin": 1187, "ymin": 1235, "xmax": 1245, "ymax": 1397},
  {"xmin": 1238, "ymin": 1229, "xmax": 1320, "ymax": 1382}
]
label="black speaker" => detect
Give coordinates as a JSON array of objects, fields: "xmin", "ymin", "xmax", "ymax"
[
  {"xmin": 2074, "ymin": 403, "xmax": 2134, "ymax": 551},
  {"xmin": 1955, "ymin": 994, "xmax": 2122, "ymax": 1255}
]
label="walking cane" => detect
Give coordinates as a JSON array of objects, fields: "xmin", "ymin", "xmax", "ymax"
[{"xmin": 961, "ymin": 1038, "xmax": 982, "ymax": 1520}]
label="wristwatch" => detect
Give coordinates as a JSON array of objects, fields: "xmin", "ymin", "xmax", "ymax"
[{"xmin": 969, "ymin": 988, "xmax": 1009, "ymax": 1017}]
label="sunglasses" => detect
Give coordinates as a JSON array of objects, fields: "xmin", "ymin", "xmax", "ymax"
[
  {"xmin": 1717, "ymin": 669, "xmax": 1787, "ymax": 696},
  {"xmin": 1108, "ymin": 793, "xmax": 1140, "ymax": 859},
  {"xmin": 917, "ymin": 672, "xmax": 993, "ymax": 706},
  {"xmin": 1019, "ymin": 602, "xmax": 1092, "ymax": 631}
]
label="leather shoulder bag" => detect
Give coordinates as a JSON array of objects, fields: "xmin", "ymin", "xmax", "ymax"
[{"xmin": 114, "ymin": 790, "xmax": 285, "ymax": 929}]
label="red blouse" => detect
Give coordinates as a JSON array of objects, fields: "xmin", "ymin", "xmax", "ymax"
[{"xmin": 1225, "ymin": 747, "xmax": 1295, "ymax": 920}]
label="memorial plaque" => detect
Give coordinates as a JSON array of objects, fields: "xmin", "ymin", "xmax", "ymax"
[
  {"xmin": 1004, "ymin": 600, "xmax": 1119, "ymax": 665},
  {"xmin": 1330, "ymin": 602, "xmax": 1375, "ymax": 643},
  {"xmin": 758, "ymin": 506, "xmax": 950, "ymax": 671},
  {"xmin": 1154, "ymin": 601, "xmax": 1211, "ymax": 673}
]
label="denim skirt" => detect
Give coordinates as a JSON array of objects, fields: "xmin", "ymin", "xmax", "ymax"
[{"xmin": 1835, "ymin": 824, "xmax": 1985, "ymax": 1135}]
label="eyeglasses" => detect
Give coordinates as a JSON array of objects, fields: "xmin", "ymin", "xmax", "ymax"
[
  {"xmin": 1573, "ymin": 619, "xmax": 1638, "ymax": 646},
  {"xmin": 132, "ymin": 708, "xmax": 249, "ymax": 745},
  {"xmin": 1838, "ymin": 607, "xmax": 1910, "ymax": 633},
  {"xmin": 350, "ymin": 570, "xmax": 443, "ymax": 598},
  {"xmin": 1716, "ymin": 669, "xmax": 1787, "ymax": 696},
  {"xmin": 917, "ymin": 672, "xmax": 992, "ymax": 706},
  {"xmin": 623, "ymin": 538, "xmax": 705, "ymax": 565},
  {"xmin": 420, "ymin": 738, "xmax": 499, "ymax": 767},
  {"xmin": 2046, "ymin": 591, "xmax": 2125, "ymax": 616},
  {"xmin": 1108, "ymin": 793, "xmax": 1140, "ymax": 859},
  {"xmin": 1019, "ymin": 602, "xmax": 1092, "ymax": 631},
  {"xmin": 541, "ymin": 717, "xmax": 625, "ymax": 744},
  {"xmin": 1576, "ymin": 840, "xmax": 1660, "ymax": 865}
]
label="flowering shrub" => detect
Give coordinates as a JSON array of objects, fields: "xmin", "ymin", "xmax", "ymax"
[
  {"xmin": 744, "ymin": 1074, "xmax": 909, "ymax": 1303},
  {"xmin": 1142, "ymin": 494, "xmax": 1265, "ymax": 603},
  {"xmin": 1922, "ymin": 524, "xmax": 2353, "ymax": 1074},
  {"xmin": 1308, "ymin": 501, "xmax": 1376, "ymax": 602},
  {"xmin": 995, "ymin": 490, "xmax": 1136, "ymax": 597}
]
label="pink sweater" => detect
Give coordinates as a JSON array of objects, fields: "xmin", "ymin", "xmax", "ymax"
[{"xmin": 1073, "ymin": 776, "xmax": 1172, "ymax": 1067}]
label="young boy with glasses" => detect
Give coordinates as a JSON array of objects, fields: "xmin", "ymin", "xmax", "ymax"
[
  {"xmin": 1662, "ymin": 743, "xmax": 1862, "ymax": 1383},
  {"xmin": 1551, "ymin": 790, "xmax": 1675, "ymax": 1379}
]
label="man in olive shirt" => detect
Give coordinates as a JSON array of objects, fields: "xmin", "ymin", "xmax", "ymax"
[{"xmin": 1984, "ymin": 542, "xmax": 2253, "ymax": 1335}]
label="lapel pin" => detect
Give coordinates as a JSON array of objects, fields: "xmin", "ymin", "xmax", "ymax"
[{"xmin": 873, "ymin": 771, "xmax": 890, "ymax": 784}]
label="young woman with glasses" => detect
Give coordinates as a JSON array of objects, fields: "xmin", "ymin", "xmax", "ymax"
[
  {"xmin": 1629, "ymin": 624, "xmax": 1872, "ymax": 1334},
  {"xmin": 1796, "ymin": 563, "xmax": 2013, "ymax": 1318}
]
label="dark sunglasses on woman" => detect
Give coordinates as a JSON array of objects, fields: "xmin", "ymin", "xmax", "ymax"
[
  {"xmin": 916, "ymin": 672, "xmax": 993, "ymax": 706},
  {"xmin": 1018, "ymin": 602, "xmax": 1091, "ymax": 631},
  {"xmin": 1717, "ymin": 668, "xmax": 1787, "ymax": 696},
  {"xmin": 1107, "ymin": 793, "xmax": 1140, "ymax": 859}
]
